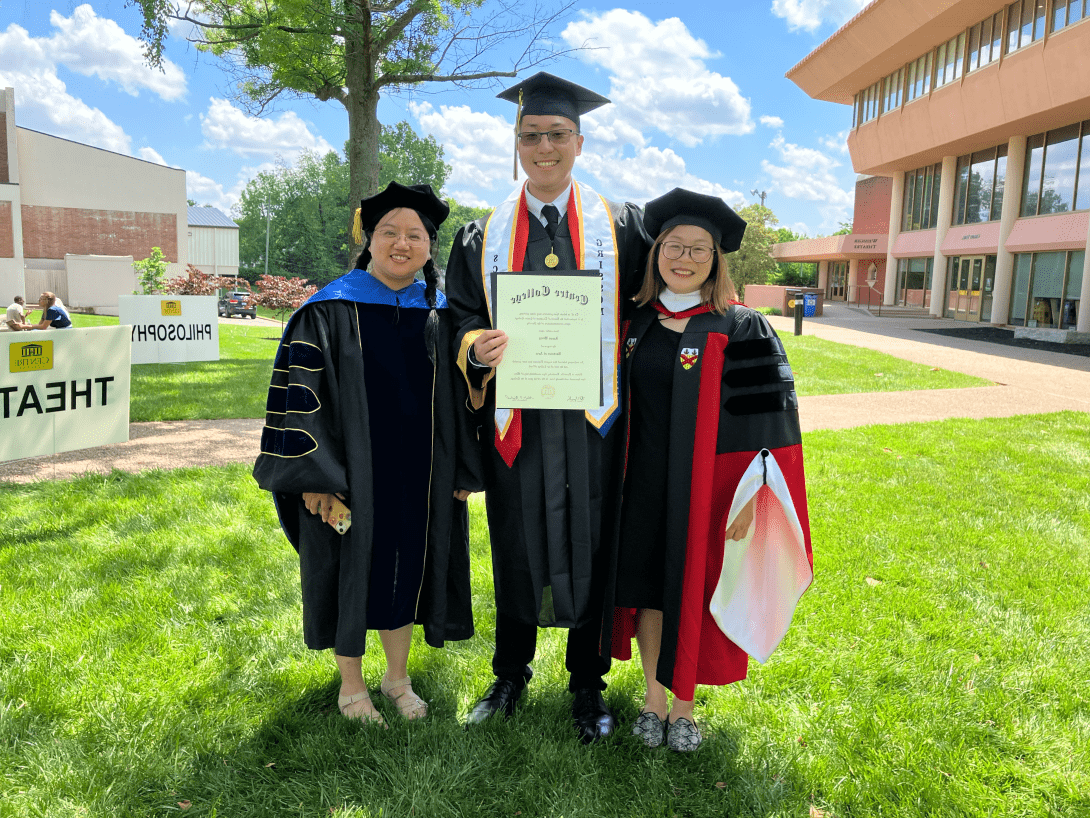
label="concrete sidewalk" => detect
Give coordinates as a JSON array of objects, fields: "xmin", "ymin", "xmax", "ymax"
[
  {"xmin": 767, "ymin": 304, "xmax": 1090, "ymax": 432},
  {"xmin": 2, "ymin": 304, "xmax": 1087, "ymax": 482}
]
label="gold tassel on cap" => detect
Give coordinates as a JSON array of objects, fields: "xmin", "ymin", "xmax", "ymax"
[
  {"xmin": 513, "ymin": 89, "xmax": 522, "ymax": 182},
  {"xmin": 351, "ymin": 207, "xmax": 363, "ymax": 245}
]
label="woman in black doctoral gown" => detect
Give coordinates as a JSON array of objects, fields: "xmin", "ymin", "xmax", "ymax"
[{"xmin": 254, "ymin": 182, "xmax": 481, "ymax": 724}]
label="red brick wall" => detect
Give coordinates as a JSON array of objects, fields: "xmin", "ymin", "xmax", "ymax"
[
  {"xmin": 0, "ymin": 111, "xmax": 8, "ymax": 184},
  {"xmin": 0, "ymin": 202, "xmax": 13, "ymax": 258},
  {"xmin": 852, "ymin": 175, "xmax": 893, "ymax": 235},
  {"xmin": 21, "ymin": 205, "xmax": 177, "ymax": 261}
]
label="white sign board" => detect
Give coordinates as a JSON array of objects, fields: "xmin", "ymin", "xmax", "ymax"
[
  {"xmin": 118, "ymin": 295, "xmax": 220, "ymax": 365},
  {"xmin": 1, "ymin": 326, "xmax": 131, "ymax": 463}
]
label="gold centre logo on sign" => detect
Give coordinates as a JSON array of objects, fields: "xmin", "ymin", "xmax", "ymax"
[
  {"xmin": 9, "ymin": 339, "xmax": 54, "ymax": 373},
  {"xmin": 161, "ymin": 300, "xmax": 182, "ymax": 316}
]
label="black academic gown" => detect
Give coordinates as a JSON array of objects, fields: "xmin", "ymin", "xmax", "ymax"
[
  {"xmin": 610, "ymin": 303, "xmax": 813, "ymax": 700},
  {"xmin": 253, "ymin": 282, "xmax": 482, "ymax": 656},
  {"xmin": 445, "ymin": 198, "xmax": 648, "ymax": 642}
]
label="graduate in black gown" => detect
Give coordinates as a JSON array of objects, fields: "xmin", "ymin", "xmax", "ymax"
[
  {"xmin": 610, "ymin": 189, "xmax": 813, "ymax": 752},
  {"xmin": 445, "ymin": 72, "xmax": 650, "ymax": 742},
  {"xmin": 254, "ymin": 182, "xmax": 481, "ymax": 725}
]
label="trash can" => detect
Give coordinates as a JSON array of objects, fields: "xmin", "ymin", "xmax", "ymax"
[{"xmin": 803, "ymin": 292, "xmax": 817, "ymax": 317}]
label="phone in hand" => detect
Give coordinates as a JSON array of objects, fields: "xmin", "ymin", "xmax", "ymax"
[{"xmin": 324, "ymin": 496, "xmax": 352, "ymax": 534}]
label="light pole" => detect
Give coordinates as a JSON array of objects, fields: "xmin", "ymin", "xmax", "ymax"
[
  {"xmin": 264, "ymin": 206, "xmax": 271, "ymax": 278},
  {"xmin": 751, "ymin": 189, "xmax": 768, "ymax": 208}
]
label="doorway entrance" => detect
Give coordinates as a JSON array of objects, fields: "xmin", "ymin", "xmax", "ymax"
[
  {"xmin": 945, "ymin": 255, "xmax": 996, "ymax": 322},
  {"xmin": 827, "ymin": 261, "xmax": 847, "ymax": 301}
]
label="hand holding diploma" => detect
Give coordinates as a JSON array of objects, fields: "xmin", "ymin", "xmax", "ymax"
[{"xmin": 473, "ymin": 329, "xmax": 508, "ymax": 367}]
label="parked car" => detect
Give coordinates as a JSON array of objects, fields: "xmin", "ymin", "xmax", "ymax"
[{"xmin": 219, "ymin": 291, "xmax": 257, "ymax": 319}]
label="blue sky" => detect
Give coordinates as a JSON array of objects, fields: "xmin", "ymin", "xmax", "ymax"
[{"xmin": 0, "ymin": 0, "xmax": 871, "ymax": 237}]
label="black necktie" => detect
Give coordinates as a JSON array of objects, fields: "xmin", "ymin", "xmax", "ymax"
[{"xmin": 541, "ymin": 204, "xmax": 560, "ymax": 240}]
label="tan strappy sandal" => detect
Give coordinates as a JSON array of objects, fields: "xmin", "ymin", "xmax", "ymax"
[
  {"xmin": 337, "ymin": 690, "xmax": 386, "ymax": 726},
  {"xmin": 379, "ymin": 675, "xmax": 428, "ymax": 720}
]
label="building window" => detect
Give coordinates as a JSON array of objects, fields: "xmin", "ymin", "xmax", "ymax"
[
  {"xmin": 1009, "ymin": 251, "xmax": 1084, "ymax": 328},
  {"xmin": 896, "ymin": 257, "xmax": 933, "ymax": 307},
  {"xmin": 1053, "ymin": 0, "xmax": 1089, "ymax": 31},
  {"xmin": 901, "ymin": 163, "xmax": 943, "ymax": 231},
  {"xmin": 1006, "ymin": 0, "xmax": 1047, "ymax": 54},
  {"xmin": 905, "ymin": 52, "xmax": 933, "ymax": 103},
  {"xmin": 934, "ymin": 33, "xmax": 966, "ymax": 89},
  {"xmin": 1022, "ymin": 120, "xmax": 1090, "ymax": 216},
  {"xmin": 882, "ymin": 68, "xmax": 904, "ymax": 114},
  {"xmin": 968, "ymin": 11, "xmax": 1005, "ymax": 73},
  {"xmin": 953, "ymin": 145, "xmax": 1008, "ymax": 225}
]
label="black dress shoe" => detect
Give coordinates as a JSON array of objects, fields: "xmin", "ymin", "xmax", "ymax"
[
  {"xmin": 571, "ymin": 688, "xmax": 615, "ymax": 744},
  {"xmin": 465, "ymin": 678, "xmax": 525, "ymax": 725}
]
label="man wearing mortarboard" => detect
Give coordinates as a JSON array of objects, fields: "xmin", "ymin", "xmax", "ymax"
[{"xmin": 445, "ymin": 72, "xmax": 651, "ymax": 742}]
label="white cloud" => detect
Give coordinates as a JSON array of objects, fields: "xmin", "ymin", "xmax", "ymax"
[
  {"xmin": 820, "ymin": 130, "xmax": 850, "ymax": 154},
  {"xmin": 200, "ymin": 98, "xmax": 335, "ymax": 158},
  {"xmin": 48, "ymin": 5, "xmax": 186, "ymax": 101},
  {"xmin": 139, "ymin": 147, "xmax": 171, "ymax": 166},
  {"xmin": 771, "ymin": 0, "xmax": 871, "ymax": 33},
  {"xmin": 0, "ymin": 6, "xmax": 189, "ymax": 156},
  {"xmin": 0, "ymin": 23, "xmax": 132, "ymax": 154},
  {"xmin": 760, "ymin": 115, "xmax": 785, "ymax": 129},
  {"xmin": 761, "ymin": 134, "xmax": 854, "ymax": 229},
  {"xmin": 562, "ymin": 10, "xmax": 753, "ymax": 147},
  {"xmin": 448, "ymin": 189, "xmax": 491, "ymax": 209},
  {"xmin": 409, "ymin": 101, "xmax": 514, "ymax": 191},
  {"xmin": 581, "ymin": 146, "xmax": 745, "ymax": 207},
  {"xmin": 186, "ymin": 168, "xmax": 255, "ymax": 214}
]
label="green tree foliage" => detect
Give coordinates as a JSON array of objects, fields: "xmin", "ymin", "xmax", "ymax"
[
  {"xmin": 233, "ymin": 121, "xmax": 461, "ymax": 285},
  {"xmin": 728, "ymin": 204, "xmax": 780, "ymax": 301},
  {"xmin": 133, "ymin": 247, "xmax": 169, "ymax": 294},
  {"xmin": 130, "ymin": 0, "xmax": 576, "ymax": 253},
  {"xmin": 437, "ymin": 200, "xmax": 490, "ymax": 269},
  {"xmin": 769, "ymin": 226, "xmax": 815, "ymax": 288}
]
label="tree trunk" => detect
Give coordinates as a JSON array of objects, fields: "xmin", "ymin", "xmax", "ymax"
[{"xmin": 343, "ymin": 5, "xmax": 380, "ymax": 258}]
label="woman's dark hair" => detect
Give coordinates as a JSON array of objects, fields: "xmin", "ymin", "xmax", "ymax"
[{"xmin": 354, "ymin": 208, "xmax": 441, "ymax": 308}]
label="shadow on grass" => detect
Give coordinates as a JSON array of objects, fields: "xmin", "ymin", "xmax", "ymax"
[{"xmin": 148, "ymin": 667, "xmax": 795, "ymax": 818}]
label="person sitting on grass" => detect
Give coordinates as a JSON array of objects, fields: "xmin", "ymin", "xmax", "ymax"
[
  {"xmin": 26, "ymin": 292, "xmax": 72, "ymax": 330},
  {"xmin": 253, "ymin": 182, "xmax": 482, "ymax": 725},
  {"xmin": 1, "ymin": 295, "xmax": 30, "ymax": 331},
  {"xmin": 609, "ymin": 188, "xmax": 814, "ymax": 752}
]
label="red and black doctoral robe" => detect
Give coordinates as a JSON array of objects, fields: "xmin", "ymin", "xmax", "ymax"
[{"xmin": 610, "ymin": 303, "xmax": 814, "ymax": 700}]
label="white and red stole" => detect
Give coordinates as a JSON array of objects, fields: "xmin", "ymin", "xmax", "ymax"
[{"xmin": 479, "ymin": 181, "xmax": 621, "ymax": 467}]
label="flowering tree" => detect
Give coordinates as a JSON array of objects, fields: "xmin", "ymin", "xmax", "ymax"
[
  {"xmin": 165, "ymin": 264, "xmax": 240, "ymax": 296},
  {"xmin": 255, "ymin": 274, "xmax": 317, "ymax": 327}
]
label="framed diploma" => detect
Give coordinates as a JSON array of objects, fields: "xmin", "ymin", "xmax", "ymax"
[{"xmin": 492, "ymin": 271, "xmax": 602, "ymax": 410}]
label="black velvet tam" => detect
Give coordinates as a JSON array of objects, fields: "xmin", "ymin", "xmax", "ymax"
[{"xmin": 643, "ymin": 188, "xmax": 747, "ymax": 252}]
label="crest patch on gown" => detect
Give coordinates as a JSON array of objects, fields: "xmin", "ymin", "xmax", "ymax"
[
  {"xmin": 625, "ymin": 337, "xmax": 637, "ymax": 357},
  {"xmin": 680, "ymin": 347, "xmax": 699, "ymax": 369}
]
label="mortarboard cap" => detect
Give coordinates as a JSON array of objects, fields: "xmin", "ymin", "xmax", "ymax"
[
  {"xmin": 643, "ymin": 188, "xmax": 747, "ymax": 253},
  {"xmin": 497, "ymin": 71, "xmax": 610, "ymax": 129}
]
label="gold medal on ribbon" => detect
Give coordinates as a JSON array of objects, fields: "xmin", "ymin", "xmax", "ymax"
[{"xmin": 545, "ymin": 253, "xmax": 559, "ymax": 268}]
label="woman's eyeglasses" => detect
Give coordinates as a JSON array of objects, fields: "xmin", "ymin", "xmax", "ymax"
[{"xmin": 660, "ymin": 242, "xmax": 714, "ymax": 263}]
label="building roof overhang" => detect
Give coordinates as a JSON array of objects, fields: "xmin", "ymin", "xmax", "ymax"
[
  {"xmin": 786, "ymin": 0, "xmax": 1007, "ymax": 105},
  {"xmin": 772, "ymin": 232, "xmax": 889, "ymax": 262}
]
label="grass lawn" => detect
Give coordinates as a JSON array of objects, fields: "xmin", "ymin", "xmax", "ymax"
[
  {"xmin": 1, "ymin": 412, "xmax": 1086, "ymax": 817},
  {"xmin": 65, "ymin": 313, "xmax": 988, "ymax": 423},
  {"xmin": 68, "ymin": 315, "xmax": 279, "ymax": 421}
]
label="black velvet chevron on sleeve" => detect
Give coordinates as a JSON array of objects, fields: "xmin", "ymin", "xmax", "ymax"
[{"xmin": 716, "ymin": 308, "xmax": 802, "ymax": 453}]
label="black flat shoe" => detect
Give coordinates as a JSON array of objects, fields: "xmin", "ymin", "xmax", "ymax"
[
  {"xmin": 571, "ymin": 688, "xmax": 615, "ymax": 744},
  {"xmin": 465, "ymin": 678, "xmax": 525, "ymax": 725}
]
